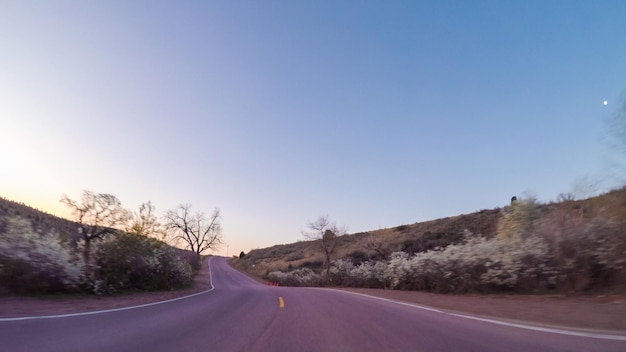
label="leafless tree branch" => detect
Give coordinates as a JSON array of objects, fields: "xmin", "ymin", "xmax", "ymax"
[
  {"xmin": 126, "ymin": 201, "xmax": 165, "ymax": 239},
  {"xmin": 302, "ymin": 215, "xmax": 346, "ymax": 282},
  {"xmin": 164, "ymin": 204, "xmax": 223, "ymax": 256},
  {"xmin": 60, "ymin": 190, "xmax": 130, "ymax": 263}
]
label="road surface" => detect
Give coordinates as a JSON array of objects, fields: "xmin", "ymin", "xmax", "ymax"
[{"xmin": 1, "ymin": 257, "xmax": 625, "ymax": 351}]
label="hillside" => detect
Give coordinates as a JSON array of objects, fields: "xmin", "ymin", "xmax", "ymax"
[
  {"xmin": 236, "ymin": 187, "xmax": 626, "ymax": 294},
  {"xmin": 0, "ymin": 197, "xmax": 81, "ymax": 243},
  {"xmin": 239, "ymin": 207, "xmax": 502, "ymax": 277},
  {"xmin": 236, "ymin": 208, "xmax": 500, "ymax": 277}
]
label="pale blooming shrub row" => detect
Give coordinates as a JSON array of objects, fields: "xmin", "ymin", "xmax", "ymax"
[
  {"xmin": 267, "ymin": 267, "xmax": 321, "ymax": 287},
  {"xmin": 0, "ymin": 217, "xmax": 84, "ymax": 293},
  {"xmin": 278, "ymin": 197, "xmax": 626, "ymax": 293},
  {"xmin": 330, "ymin": 234, "xmax": 560, "ymax": 293},
  {"xmin": 0, "ymin": 216, "xmax": 195, "ymax": 294}
]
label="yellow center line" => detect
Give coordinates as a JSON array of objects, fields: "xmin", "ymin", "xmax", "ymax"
[{"xmin": 279, "ymin": 296, "xmax": 285, "ymax": 308}]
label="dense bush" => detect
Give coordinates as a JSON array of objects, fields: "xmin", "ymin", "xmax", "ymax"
[
  {"xmin": 173, "ymin": 248, "xmax": 201, "ymax": 272},
  {"xmin": 95, "ymin": 232, "xmax": 194, "ymax": 292},
  {"xmin": 326, "ymin": 235, "xmax": 559, "ymax": 293},
  {"xmin": 0, "ymin": 217, "xmax": 84, "ymax": 294},
  {"xmin": 0, "ymin": 210, "xmax": 199, "ymax": 295},
  {"xmin": 329, "ymin": 258, "xmax": 386, "ymax": 288},
  {"xmin": 535, "ymin": 203, "xmax": 626, "ymax": 290},
  {"xmin": 267, "ymin": 268, "xmax": 321, "ymax": 287},
  {"xmin": 347, "ymin": 250, "xmax": 369, "ymax": 265}
]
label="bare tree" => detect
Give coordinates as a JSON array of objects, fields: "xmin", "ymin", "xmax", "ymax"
[
  {"xmin": 60, "ymin": 190, "xmax": 130, "ymax": 263},
  {"xmin": 126, "ymin": 201, "xmax": 165, "ymax": 239},
  {"xmin": 164, "ymin": 204, "xmax": 223, "ymax": 256},
  {"xmin": 362, "ymin": 235, "xmax": 391, "ymax": 259},
  {"xmin": 302, "ymin": 215, "xmax": 346, "ymax": 282}
]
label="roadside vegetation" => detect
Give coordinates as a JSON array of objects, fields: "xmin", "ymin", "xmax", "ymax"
[
  {"xmin": 0, "ymin": 192, "xmax": 223, "ymax": 295},
  {"xmin": 235, "ymin": 187, "xmax": 626, "ymax": 294}
]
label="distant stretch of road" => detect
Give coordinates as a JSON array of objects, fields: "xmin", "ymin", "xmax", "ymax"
[{"xmin": 2, "ymin": 256, "xmax": 625, "ymax": 352}]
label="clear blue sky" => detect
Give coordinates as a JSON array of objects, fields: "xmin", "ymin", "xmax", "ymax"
[{"xmin": 1, "ymin": 1, "xmax": 625, "ymax": 256}]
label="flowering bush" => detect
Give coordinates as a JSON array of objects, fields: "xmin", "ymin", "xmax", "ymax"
[
  {"xmin": 267, "ymin": 267, "xmax": 321, "ymax": 287},
  {"xmin": 0, "ymin": 217, "xmax": 84, "ymax": 293},
  {"xmin": 322, "ymin": 235, "xmax": 561, "ymax": 293},
  {"xmin": 271, "ymin": 234, "xmax": 564, "ymax": 293},
  {"xmin": 94, "ymin": 232, "xmax": 194, "ymax": 292},
  {"xmin": 354, "ymin": 261, "xmax": 388, "ymax": 288},
  {"xmin": 0, "ymin": 214, "xmax": 198, "ymax": 295}
]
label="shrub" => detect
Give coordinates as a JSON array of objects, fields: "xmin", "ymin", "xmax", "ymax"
[
  {"xmin": 329, "ymin": 258, "xmax": 356, "ymax": 286},
  {"xmin": 174, "ymin": 249, "xmax": 201, "ymax": 272},
  {"xmin": 535, "ymin": 204, "xmax": 626, "ymax": 290},
  {"xmin": 299, "ymin": 260, "xmax": 323, "ymax": 271},
  {"xmin": 340, "ymin": 204, "xmax": 625, "ymax": 294},
  {"xmin": 376, "ymin": 235, "xmax": 559, "ymax": 293},
  {"xmin": 403, "ymin": 231, "xmax": 465, "ymax": 254},
  {"xmin": 347, "ymin": 250, "xmax": 369, "ymax": 265},
  {"xmin": 0, "ymin": 217, "xmax": 84, "ymax": 294},
  {"xmin": 267, "ymin": 268, "xmax": 321, "ymax": 287},
  {"xmin": 497, "ymin": 196, "xmax": 542, "ymax": 241},
  {"xmin": 352, "ymin": 261, "xmax": 388, "ymax": 288},
  {"xmin": 94, "ymin": 232, "xmax": 194, "ymax": 292}
]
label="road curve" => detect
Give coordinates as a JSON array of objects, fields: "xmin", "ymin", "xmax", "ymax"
[{"xmin": 1, "ymin": 256, "xmax": 625, "ymax": 352}]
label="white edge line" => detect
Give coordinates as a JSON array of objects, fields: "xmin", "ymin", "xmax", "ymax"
[
  {"xmin": 446, "ymin": 313, "xmax": 626, "ymax": 341},
  {"xmin": 0, "ymin": 257, "xmax": 216, "ymax": 322},
  {"xmin": 319, "ymin": 288, "xmax": 626, "ymax": 341}
]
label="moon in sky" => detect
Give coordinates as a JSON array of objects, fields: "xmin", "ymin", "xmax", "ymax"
[{"xmin": 603, "ymin": 100, "xmax": 608, "ymax": 105}]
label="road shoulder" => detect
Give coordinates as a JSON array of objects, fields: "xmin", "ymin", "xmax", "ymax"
[
  {"xmin": 0, "ymin": 257, "xmax": 213, "ymax": 318},
  {"xmin": 335, "ymin": 288, "xmax": 626, "ymax": 332}
]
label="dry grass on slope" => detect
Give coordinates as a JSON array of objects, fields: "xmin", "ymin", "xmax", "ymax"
[
  {"xmin": 235, "ymin": 207, "xmax": 502, "ymax": 279},
  {"xmin": 236, "ymin": 186, "xmax": 626, "ymax": 290}
]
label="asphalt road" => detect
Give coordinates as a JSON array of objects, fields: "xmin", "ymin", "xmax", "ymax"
[{"xmin": 2, "ymin": 257, "xmax": 625, "ymax": 352}]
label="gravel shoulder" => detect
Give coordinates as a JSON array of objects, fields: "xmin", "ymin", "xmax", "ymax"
[
  {"xmin": 2, "ymin": 259, "xmax": 625, "ymax": 333},
  {"xmin": 335, "ymin": 288, "xmax": 626, "ymax": 332}
]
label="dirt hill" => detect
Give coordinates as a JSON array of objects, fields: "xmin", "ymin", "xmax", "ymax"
[
  {"xmin": 239, "ymin": 207, "xmax": 503, "ymax": 278},
  {"xmin": 238, "ymin": 188, "xmax": 625, "ymax": 283},
  {"xmin": 0, "ymin": 197, "xmax": 81, "ymax": 243}
]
